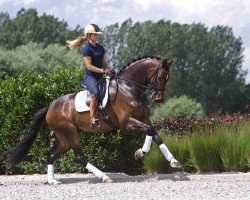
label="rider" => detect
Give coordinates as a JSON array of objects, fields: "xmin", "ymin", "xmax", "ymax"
[{"xmin": 66, "ymin": 24, "xmax": 113, "ymax": 128}]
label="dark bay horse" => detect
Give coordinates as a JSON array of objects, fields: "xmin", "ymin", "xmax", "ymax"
[{"xmin": 3, "ymin": 56, "xmax": 181, "ymax": 184}]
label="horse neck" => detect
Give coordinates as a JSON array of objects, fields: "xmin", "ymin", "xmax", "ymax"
[{"xmin": 121, "ymin": 60, "xmax": 153, "ymax": 85}]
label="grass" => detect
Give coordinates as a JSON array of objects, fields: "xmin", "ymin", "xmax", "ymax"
[
  {"xmin": 218, "ymin": 126, "xmax": 246, "ymax": 171},
  {"xmin": 143, "ymin": 121, "xmax": 250, "ymax": 174},
  {"xmin": 241, "ymin": 122, "xmax": 250, "ymax": 169},
  {"xmin": 144, "ymin": 134, "xmax": 193, "ymax": 174},
  {"xmin": 143, "ymin": 142, "xmax": 170, "ymax": 174},
  {"xmin": 189, "ymin": 131, "xmax": 223, "ymax": 172}
]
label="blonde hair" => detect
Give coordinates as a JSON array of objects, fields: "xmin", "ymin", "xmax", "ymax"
[{"xmin": 66, "ymin": 36, "xmax": 87, "ymax": 49}]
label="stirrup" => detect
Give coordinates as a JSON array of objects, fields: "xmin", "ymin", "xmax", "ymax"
[{"xmin": 90, "ymin": 117, "xmax": 100, "ymax": 129}]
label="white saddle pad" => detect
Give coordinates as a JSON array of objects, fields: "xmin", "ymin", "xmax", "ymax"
[{"xmin": 75, "ymin": 78, "xmax": 110, "ymax": 112}]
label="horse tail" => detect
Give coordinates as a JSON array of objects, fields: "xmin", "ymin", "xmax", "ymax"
[{"xmin": 2, "ymin": 106, "xmax": 49, "ymax": 165}]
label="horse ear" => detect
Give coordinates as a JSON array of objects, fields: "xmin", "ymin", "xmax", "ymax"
[
  {"xmin": 168, "ymin": 58, "xmax": 173, "ymax": 67},
  {"xmin": 162, "ymin": 59, "xmax": 168, "ymax": 67},
  {"xmin": 162, "ymin": 58, "xmax": 173, "ymax": 68}
]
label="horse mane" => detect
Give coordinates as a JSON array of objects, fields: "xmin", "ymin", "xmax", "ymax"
[{"xmin": 117, "ymin": 55, "xmax": 161, "ymax": 74}]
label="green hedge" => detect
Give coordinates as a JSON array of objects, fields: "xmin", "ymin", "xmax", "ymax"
[{"xmin": 0, "ymin": 66, "xmax": 144, "ymax": 175}]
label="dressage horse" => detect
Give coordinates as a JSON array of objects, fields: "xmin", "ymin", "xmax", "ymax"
[{"xmin": 3, "ymin": 56, "xmax": 181, "ymax": 184}]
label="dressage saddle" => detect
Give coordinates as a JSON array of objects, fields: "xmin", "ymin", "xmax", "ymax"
[{"xmin": 81, "ymin": 79, "xmax": 107, "ymax": 107}]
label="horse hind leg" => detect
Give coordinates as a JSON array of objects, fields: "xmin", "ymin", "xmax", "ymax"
[
  {"xmin": 47, "ymin": 130, "xmax": 69, "ymax": 185},
  {"xmin": 67, "ymin": 129, "xmax": 113, "ymax": 183}
]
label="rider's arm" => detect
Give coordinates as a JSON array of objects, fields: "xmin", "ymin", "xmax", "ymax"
[
  {"xmin": 102, "ymin": 55, "xmax": 112, "ymax": 71},
  {"xmin": 83, "ymin": 56, "xmax": 104, "ymax": 74}
]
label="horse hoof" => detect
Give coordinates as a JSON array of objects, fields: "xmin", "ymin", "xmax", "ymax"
[
  {"xmin": 170, "ymin": 158, "xmax": 182, "ymax": 168},
  {"xmin": 134, "ymin": 148, "xmax": 144, "ymax": 160},
  {"xmin": 102, "ymin": 177, "xmax": 113, "ymax": 183},
  {"xmin": 48, "ymin": 178, "xmax": 61, "ymax": 185}
]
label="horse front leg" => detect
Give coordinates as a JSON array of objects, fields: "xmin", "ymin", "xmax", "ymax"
[{"xmin": 126, "ymin": 117, "xmax": 181, "ymax": 168}]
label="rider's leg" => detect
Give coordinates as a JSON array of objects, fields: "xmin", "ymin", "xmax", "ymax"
[
  {"xmin": 89, "ymin": 95, "xmax": 100, "ymax": 128},
  {"xmin": 82, "ymin": 76, "xmax": 100, "ymax": 128}
]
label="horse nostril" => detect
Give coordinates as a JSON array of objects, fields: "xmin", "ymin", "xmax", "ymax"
[{"xmin": 154, "ymin": 99, "xmax": 163, "ymax": 103}]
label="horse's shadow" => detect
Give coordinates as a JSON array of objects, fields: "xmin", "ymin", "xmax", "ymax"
[{"xmin": 57, "ymin": 172, "xmax": 189, "ymax": 185}]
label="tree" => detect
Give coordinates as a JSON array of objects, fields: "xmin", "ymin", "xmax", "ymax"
[
  {"xmin": 102, "ymin": 23, "xmax": 119, "ymax": 67},
  {"xmin": 0, "ymin": 11, "xmax": 247, "ymax": 114},
  {"xmin": 0, "ymin": 8, "xmax": 83, "ymax": 49},
  {"xmin": 103, "ymin": 19, "xmax": 246, "ymax": 114},
  {"xmin": 167, "ymin": 24, "xmax": 246, "ymax": 114},
  {"xmin": 0, "ymin": 12, "xmax": 17, "ymax": 49},
  {"xmin": 0, "ymin": 42, "xmax": 82, "ymax": 79},
  {"xmin": 0, "ymin": 12, "xmax": 9, "ymax": 28}
]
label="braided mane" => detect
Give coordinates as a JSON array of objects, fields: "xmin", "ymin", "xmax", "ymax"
[{"xmin": 118, "ymin": 55, "xmax": 161, "ymax": 74}]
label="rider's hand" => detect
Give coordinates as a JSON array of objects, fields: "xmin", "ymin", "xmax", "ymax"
[{"xmin": 103, "ymin": 68, "xmax": 113, "ymax": 75}]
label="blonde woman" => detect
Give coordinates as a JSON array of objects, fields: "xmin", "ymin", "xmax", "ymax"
[{"xmin": 67, "ymin": 24, "xmax": 113, "ymax": 128}]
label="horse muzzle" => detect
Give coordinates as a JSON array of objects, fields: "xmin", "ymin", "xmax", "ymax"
[{"xmin": 153, "ymin": 92, "xmax": 164, "ymax": 103}]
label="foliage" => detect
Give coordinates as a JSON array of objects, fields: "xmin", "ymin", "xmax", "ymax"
[
  {"xmin": 189, "ymin": 131, "xmax": 224, "ymax": 172},
  {"xmin": 0, "ymin": 67, "xmax": 144, "ymax": 174},
  {"xmin": 245, "ymin": 124, "xmax": 250, "ymax": 168},
  {"xmin": 0, "ymin": 8, "xmax": 250, "ymax": 174},
  {"xmin": 1, "ymin": 8, "xmax": 248, "ymax": 114},
  {"xmin": 218, "ymin": 127, "xmax": 246, "ymax": 171},
  {"xmin": 143, "ymin": 114, "xmax": 250, "ymax": 174},
  {"xmin": 151, "ymin": 95, "xmax": 205, "ymax": 121},
  {"xmin": 0, "ymin": 8, "xmax": 83, "ymax": 49},
  {"xmin": 0, "ymin": 66, "xmax": 82, "ymax": 174},
  {"xmin": 0, "ymin": 42, "xmax": 82, "ymax": 79},
  {"xmin": 153, "ymin": 110, "xmax": 248, "ymax": 136},
  {"xmin": 144, "ymin": 134, "xmax": 193, "ymax": 173},
  {"xmin": 103, "ymin": 20, "xmax": 247, "ymax": 115},
  {"xmin": 143, "ymin": 142, "xmax": 169, "ymax": 174}
]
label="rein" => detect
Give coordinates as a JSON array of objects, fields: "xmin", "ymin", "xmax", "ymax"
[
  {"xmin": 148, "ymin": 60, "xmax": 165, "ymax": 92},
  {"xmin": 111, "ymin": 60, "xmax": 164, "ymax": 102}
]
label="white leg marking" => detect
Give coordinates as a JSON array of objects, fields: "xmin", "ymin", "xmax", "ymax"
[
  {"xmin": 134, "ymin": 148, "xmax": 144, "ymax": 160},
  {"xmin": 47, "ymin": 164, "xmax": 61, "ymax": 185},
  {"xmin": 142, "ymin": 135, "xmax": 153, "ymax": 153},
  {"xmin": 159, "ymin": 143, "xmax": 174, "ymax": 161},
  {"xmin": 134, "ymin": 135, "xmax": 153, "ymax": 160},
  {"xmin": 86, "ymin": 163, "xmax": 113, "ymax": 183},
  {"xmin": 159, "ymin": 144, "xmax": 182, "ymax": 168},
  {"xmin": 170, "ymin": 158, "xmax": 182, "ymax": 168}
]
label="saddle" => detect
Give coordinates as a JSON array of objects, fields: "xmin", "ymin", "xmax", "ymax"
[
  {"xmin": 75, "ymin": 78, "xmax": 109, "ymax": 112},
  {"xmin": 81, "ymin": 79, "xmax": 107, "ymax": 107}
]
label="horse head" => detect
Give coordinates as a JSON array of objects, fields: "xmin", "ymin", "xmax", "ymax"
[{"xmin": 148, "ymin": 58, "xmax": 173, "ymax": 103}]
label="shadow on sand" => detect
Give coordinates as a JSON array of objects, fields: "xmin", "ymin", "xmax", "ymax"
[{"xmin": 56, "ymin": 172, "xmax": 190, "ymax": 185}]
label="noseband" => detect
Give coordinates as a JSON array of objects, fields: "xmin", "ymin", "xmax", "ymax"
[{"xmin": 148, "ymin": 60, "xmax": 169, "ymax": 92}]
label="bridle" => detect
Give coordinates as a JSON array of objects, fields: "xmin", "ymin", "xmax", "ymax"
[
  {"xmin": 148, "ymin": 60, "xmax": 169, "ymax": 93},
  {"xmin": 111, "ymin": 60, "xmax": 169, "ymax": 102}
]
